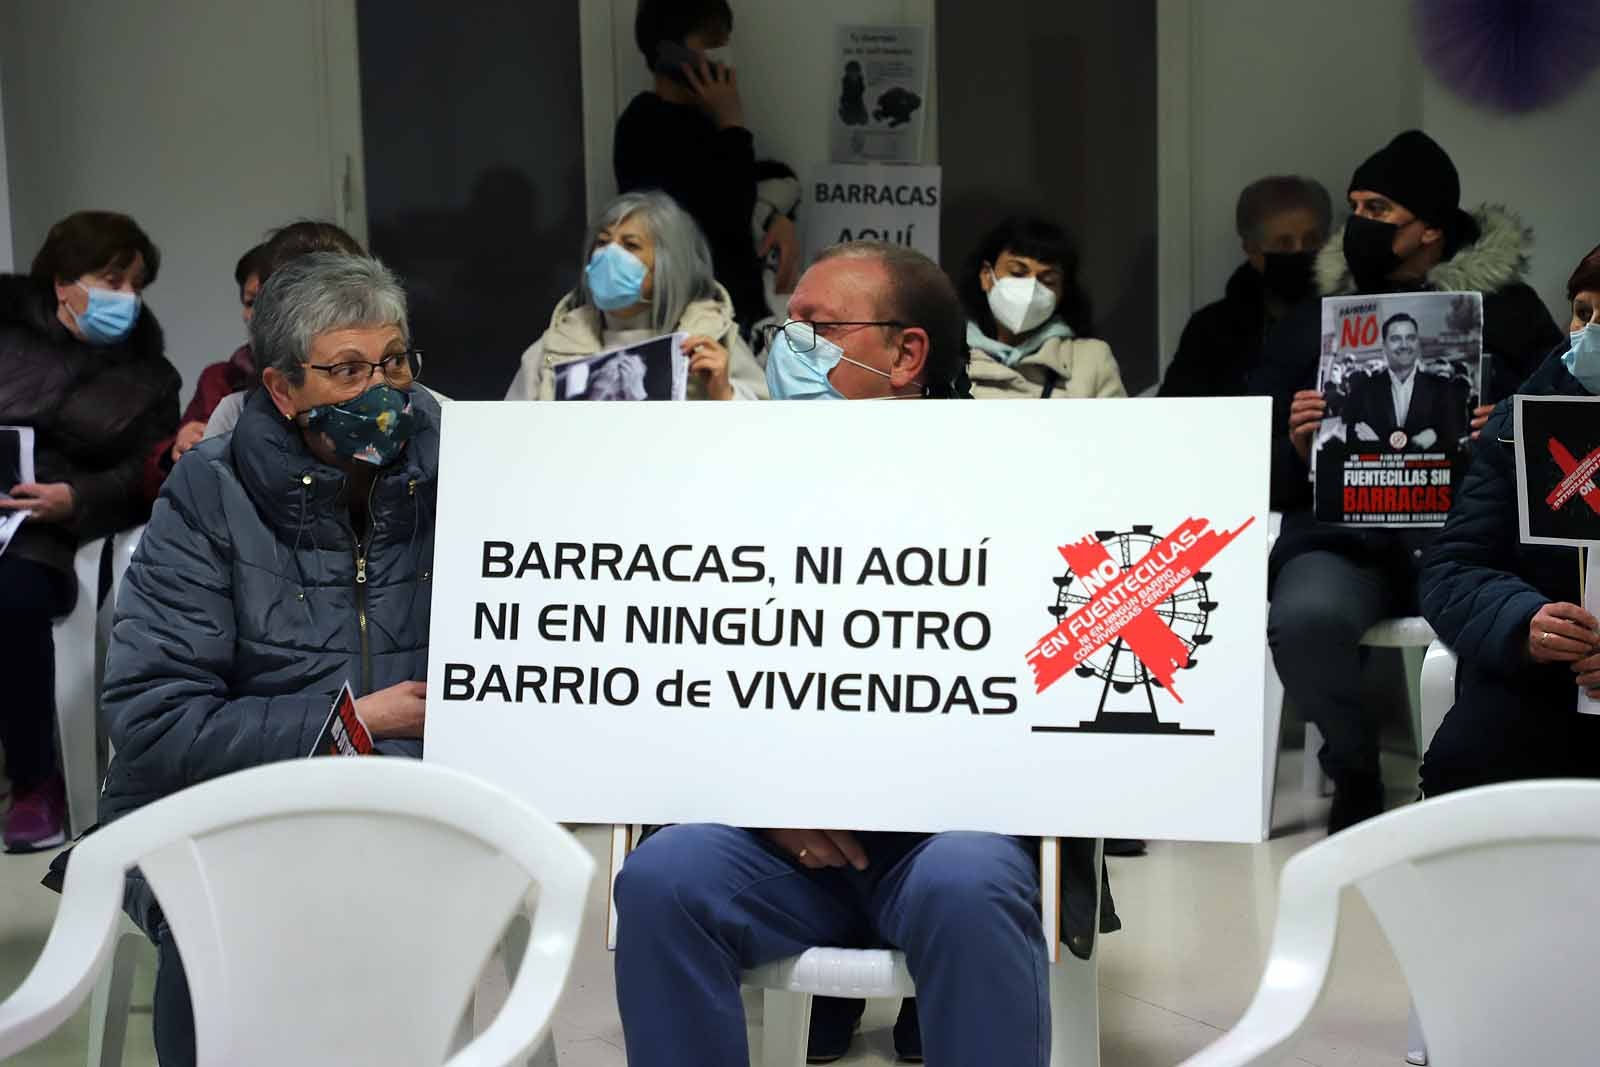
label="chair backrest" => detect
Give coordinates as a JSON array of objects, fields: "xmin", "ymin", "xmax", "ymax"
[
  {"xmin": 1292, "ymin": 780, "xmax": 1600, "ymax": 1067},
  {"xmin": 27, "ymin": 759, "xmax": 592, "ymax": 1067}
]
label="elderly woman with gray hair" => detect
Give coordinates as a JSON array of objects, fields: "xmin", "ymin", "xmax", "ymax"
[
  {"xmin": 97, "ymin": 252, "xmax": 438, "ymax": 1066},
  {"xmin": 506, "ymin": 189, "xmax": 767, "ymax": 400}
]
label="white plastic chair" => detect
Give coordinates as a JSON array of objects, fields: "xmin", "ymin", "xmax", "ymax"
[
  {"xmin": 0, "ymin": 758, "xmax": 594, "ymax": 1067},
  {"xmin": 1180, "ymin": 778, "xmax": 1600, "ymax": 1067},
  {"xmin": 48, "ymin": 525, "xmax": 145, "ymax": 840},
  {"xmin": 1260, "ymin": 513, "xmax": 1435, "ymax": 825},
  {"xmin": 608, "ymin": 829, "xmax": 1104, "ymax": 1066},
  {"xmin": 1403, "ymin": 638, "xmax": 1458, "ymax": 1067},
  {"xmin": 51, "ymin": 536, "xmax": 108, "ymax": 839}
]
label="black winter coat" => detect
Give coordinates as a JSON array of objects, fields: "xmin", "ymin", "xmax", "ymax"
[
  {"xmin": 1160, "ymin": 263, "xmax": 1277, "ymax": 397},
  {"xmin": 0, "ymin": 274, "xmax": 179, "ymax": 589},
  {"xmin": 99, "ymin": 387, "xmax": 439, "ymax": 832},
  {"xmin": 1418, "ymin": 350, "xmax": 1600, "ymax": 794},
  {"xmin": 1250, "ymin": 205, "xmax": 1563, "ymax": 589}
]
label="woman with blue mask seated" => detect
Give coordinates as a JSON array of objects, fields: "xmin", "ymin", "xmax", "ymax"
[
  {"xmin": 961, "ymin": 217, "xmax": 1126, "ymax": 401},
  {"xmin": 505, "ymin": 190, "xmax": 767, "ymax": 401},
  {"xmin": 0, "ymin": 210, "xmax": 179, "ymax": 853},
  {"xmin": 1419, "ymin": 242, "xmax": 1600, "ymax": 798}
]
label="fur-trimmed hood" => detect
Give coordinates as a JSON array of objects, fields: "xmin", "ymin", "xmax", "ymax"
[{"xmin": 1315, "ymin": 204, "xmax": 1535, "ymax": 298}]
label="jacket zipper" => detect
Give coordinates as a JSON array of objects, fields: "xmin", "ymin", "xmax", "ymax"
[{"xmin": 353, "ymin": 478, "xmax": 379, "ymax": 695}]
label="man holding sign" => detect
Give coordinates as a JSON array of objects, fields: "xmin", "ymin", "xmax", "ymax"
[{"xmin": 613, "ymin": 243, "xmax": 1051, "ymax": 1067}]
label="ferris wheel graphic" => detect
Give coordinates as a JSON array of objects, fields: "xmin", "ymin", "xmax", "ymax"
[{"xmin": 1032, "ymin": 524, "xmax": 1218, "ymax": 737}]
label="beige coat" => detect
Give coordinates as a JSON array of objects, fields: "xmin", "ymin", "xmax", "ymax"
[
  {"xmin": 506, "ymin": 283, "xmax": 767, "ymax": 401},
  {"xmin": 967, "ymin": 337, "xmax": 1126, "ymax": 400}
]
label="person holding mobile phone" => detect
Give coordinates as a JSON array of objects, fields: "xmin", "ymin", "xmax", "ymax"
[{"xmin": 615, "ymin": 0, "xmax": 801, "ymax": 333}]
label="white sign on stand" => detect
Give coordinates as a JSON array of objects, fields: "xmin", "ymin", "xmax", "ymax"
[
  {"xmin": 803, "ymin": 163, "xmax": 941, "ymax": 268},
  {"xmin": 426, "ymin": 399, "xmax": 1272, "ymax": 842}
]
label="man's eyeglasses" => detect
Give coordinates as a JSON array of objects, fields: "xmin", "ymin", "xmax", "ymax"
[
  {"xmin": 765, "ymin": 320, "xmax": 908, "ymax": 353},
  {"xmin": 306, "ymin": 349, "xmax": 423, "ymax": 386}
]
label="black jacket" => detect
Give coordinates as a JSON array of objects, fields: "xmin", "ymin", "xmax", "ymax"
[
  {"xmin": 0, "ymin": 275, "xmax": 179, "ymax": 590},
  {"xmin": 1342, "ymin": 367, "xmax": 1470, "ymax": 448},
  {"xmin": 614, "ymin": 92, "xmax": 766, "ymax": 328},
  {"xmin": 1160, "ymin": 263, "xmax": 1277, "ymax": 397},
  {"xmin": 1418, "ymin": 350, "xmax": 1600, "ymax": 791},
  {"xmin": 1250, "ymin": 205, "xmax": 1563, "ymax": 589}
]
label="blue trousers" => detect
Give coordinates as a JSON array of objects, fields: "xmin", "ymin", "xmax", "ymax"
[{"xmin": 614, "ymin": 824, "xmax": 1048, "ymax": 1067}]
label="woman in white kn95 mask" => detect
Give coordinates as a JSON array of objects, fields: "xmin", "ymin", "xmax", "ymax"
[{"xmin": 961, "ymin": 216, "xmax": 1126, "ymax": 400}]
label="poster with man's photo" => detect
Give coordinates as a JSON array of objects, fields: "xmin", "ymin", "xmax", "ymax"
[
  {"xmin": 1312, "ymin": 292, "xmax": 1483, "ymax": 527},
  {"xmin": 551, "ymin": 333, "xmax": 687, "ymax": 402},
  {"xmin": 1515, "ymin": 394, "xmax": 1600, "ymax": 547}
]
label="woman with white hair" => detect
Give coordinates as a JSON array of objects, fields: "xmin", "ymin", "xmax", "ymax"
[
  {"xmin": 99, "ymin": 251, "xmax": 438, "ymax": 1065},
  {"xmin": 506, "ymin": 189, "xmax": 766, "ymax": 400}
]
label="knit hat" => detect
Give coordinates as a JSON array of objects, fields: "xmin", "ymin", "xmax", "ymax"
[{"xmin": 1349, "ymin": 130, "xmax": 1462, "ymax": 231}]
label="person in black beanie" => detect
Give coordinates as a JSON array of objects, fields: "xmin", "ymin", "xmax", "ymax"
[{"xmin": 1249, "ymin": 129, "xmax": 1563, "ymax": 834}]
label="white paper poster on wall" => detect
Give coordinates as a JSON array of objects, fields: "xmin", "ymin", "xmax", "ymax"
[
  {"xmin": 803, "ymin": 163, "xmax": 940, "ymax": 268},
  {"xmin": 830, "ymin": 24, "xmax": 927, "ymax": 164},
  {"xmin": 425, "ymin": 399, "xmax": 1272, "ymax": 842}
]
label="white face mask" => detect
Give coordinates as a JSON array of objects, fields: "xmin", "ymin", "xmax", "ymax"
[{"xmin": 986, "ymin": 273, "xmax": 1058, "ymax": 335}]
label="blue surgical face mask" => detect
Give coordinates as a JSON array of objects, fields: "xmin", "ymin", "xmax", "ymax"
[
  {"xmin": 1564, "ymin": 323, "xmax": 1600, "ymax": 393},
  {"xmin": 585, "ymin": 243, "xmax": 648, "ymax": 312},
  {"xmin": 765, "ymin": 322, "xmax": 891, "ymax": 401},
  {"xmin": 70, "ymin": 283, "xmax": 141, "ymax": 345}
]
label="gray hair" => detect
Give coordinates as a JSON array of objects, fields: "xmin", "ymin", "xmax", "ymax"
[
  {"xmin": 574, "ymin": 190, "xmax": 717, "ymax": 332},
  {"xmin": 250, "ymin": 252, "xmax": 408, "ymax": 385},
  {"xmin": 1235, "ymin": 175, "xmax": 1333, "ymax": 244}
]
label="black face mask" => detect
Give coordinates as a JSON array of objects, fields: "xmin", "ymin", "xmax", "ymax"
[
  {"xmin": 1260, "ymin": 251, "xmax": 1316, "ymax": 304},
  {"xmin": 1342, "ymin": 216, "xmax": 1402, "ymax": 294}
]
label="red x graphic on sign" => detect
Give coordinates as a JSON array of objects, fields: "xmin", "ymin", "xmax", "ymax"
[
  {"xmin": 1546, "ymin": 437, "xmax": 1600, "ymax": 515},
  {"xmin": 1025, "ymin": 517, "xmax": 1254, "ymax": 702}
]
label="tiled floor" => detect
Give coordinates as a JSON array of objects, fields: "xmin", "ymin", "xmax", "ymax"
[{"xmin": 0, "ymin": 747, "xmax": 1422, "ymax": 1066}]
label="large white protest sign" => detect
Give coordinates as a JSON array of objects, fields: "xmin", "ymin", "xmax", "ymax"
[
  {"xmin": 803, "ymin": 164, "xmax": 940, "ymax": 268},
  {"xmin": 426, "ymin": 399, "xmax": 1271, "ymax": 841}
]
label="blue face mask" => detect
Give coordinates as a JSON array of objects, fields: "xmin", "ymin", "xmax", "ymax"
[
  {"xmin": 70, "ymin": 283, "xmax": 141, "ymax": 345},
  {"xmin": 765, "ymin": 321, "xmax": 891, "ymax": 401},
  {"xmin": 585, "ymin": 243, "xmax": 648, "ymax": 312},
  {"xmin": 1564, "ymin": 323, "xmax": 1600, "ymax": 393}
]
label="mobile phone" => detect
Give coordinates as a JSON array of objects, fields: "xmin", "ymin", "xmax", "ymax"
[{"xmin": 653, "ymin": 41, "xmax": 711, "ymax": 83}]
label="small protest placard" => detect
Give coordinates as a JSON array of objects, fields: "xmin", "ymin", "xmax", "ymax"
[
  {"xmin": 1515, "ymin": 394, "xmax": 1600, "ymax": 548},
  {"xmin": 308, "ymin": 681, "xmax": 375, "ymax": 757}
]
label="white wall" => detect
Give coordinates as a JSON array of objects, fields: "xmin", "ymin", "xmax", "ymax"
[
  {"xmin": 582, "ymin": 0, "xmax": 936, "ymax": 222},
  {"xmin": 1423, "ymin": 70, "xmax": 1600, "ymax": 330},
  {"xmin": 0, "ymin": 0, "xmax": 362, "ymax": 394},
  {"xmin": 1182, "ymin": 0, "xmax": 1422, "ymax": 327}
]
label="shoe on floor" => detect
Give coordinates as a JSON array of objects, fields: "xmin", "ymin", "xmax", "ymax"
[
  {"xmin": 1327, "ymin": 775, "xmax": 1385, "ymax": 835},
  {"xmin": 806, "ymin": 995, "xmax": 865, "ymax": 1064},
  {"xmin": 1104, "ymin": 838, "xmax": 1147, "ymax": 857},
  {"xmin": 4, "ymin": 773, "xmax": 67, "ymax": 853},
  {"xmin": 893, "ymin": 997, "xmax": 923, "ymax": 1062}
]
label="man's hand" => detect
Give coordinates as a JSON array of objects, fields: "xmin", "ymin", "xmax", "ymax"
[
  {"xmin": 683, "ymin": 59, "xmax": 744, "ymax": 129},
  {"xmin": 0, "ymin": 482, "xmax": 77, "ymax": 524},
  {"xmin": 1528, "ymin": 602, "xmax": 1600, "ymax": 664},
  {"xmin": 763, "ymin": 828, "xmax": 869, "ymax": 871},
  {"xmin": 355, "ymin": 680, "xmax": 426, "ymax": 739},
  {"xmin": 170, "ymin": 420, "xmax": 206, "ymax": 462},
  {"xmin": 1289, "ymin": 390, "xmax": 1326, "ymax": 462},
  {"xmin": 759, "ymin": 214, "xmax": 800, "ymax": 294},
  {"xmin": 684, "ymin": 335, "xmax": 735, "ymax": 400},
  {"xmin": 1470, "ymin": 403, "xmax": 1494, "ymax": 440},
  {"xmin": 1574, "ymin": 650, "xmax": 1600, "ymax": 698}
]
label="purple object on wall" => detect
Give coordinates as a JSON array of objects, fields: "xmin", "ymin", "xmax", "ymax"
[{"xmin": 1415, "ymin": 0, "xmax": 1600, "ymax": 112}]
